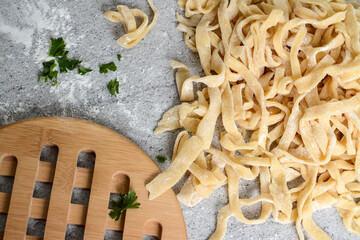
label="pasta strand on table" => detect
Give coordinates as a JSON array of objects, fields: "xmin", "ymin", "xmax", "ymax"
[{"xmin": 104, "ymin": 0, "xmax": 157, "ymax": 48}]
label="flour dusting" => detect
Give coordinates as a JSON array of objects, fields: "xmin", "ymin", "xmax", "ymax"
[
  {"xmin": 0, "ymin": 15, "xmax": 34, "ymax": 49},
  {"xmin": 0, "ymin": 0, "xmax": 76, "ymax": 62},
  {"xmin": 0, "ymin": 0, "xmax": 97, "ymax": 107}
]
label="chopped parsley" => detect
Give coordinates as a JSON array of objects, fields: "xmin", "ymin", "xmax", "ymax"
[
  {"xmin": 39, "ymin": 37, "xmax": 121, "ymax": 88},
  {"xmin": 107, "ymin": 78, "xmax": 119, "ymax": 96},
  {"xmin": 109, "ymin": 190, "xmax": 141, "ymax": 221},
  {"xmin": 38, "ymin": 60, "xmax": 59, "ymax": 86},
  {"xmin": 78, "ymin": 66, "xmax": 93, "ymax": 75},
  {"xmin": 156, "ymin": 155, "xmax": 167, "ymax": 163},
  {"xmin": 49, "ymin": 37, "xmax": 67, "ymax": 57},
  {"xmin": 56, "ymin": 52, "xmax": 82, "ymax": 73},
  {"xmin": 99, "ymin": 62, "xmax": 117, "ymax": 74}
]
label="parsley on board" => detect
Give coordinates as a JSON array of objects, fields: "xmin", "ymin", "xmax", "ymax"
[
  {"xmin": 38, "ymin": 60, "xmax": 59, "ymax": 86},
  {"xmin": 156, "ymin": 155, "xmax": 167, "ymax": 163},
  {"xmin": 117, "ymin": 54, "xmax": 122, "ymax": 61},
  {"xmin": 99, "ymin": 62, "xmax": 117, "ymax": 74},
  {"xmin": 49, "ymin": 37, "xmax": 67, "ymax": 57},
  {"xmin": 107, "ymin": 79, "xmax": 119, "ymax": 96},
  {"xmin": 78, "ymin": 66, "xmax": 93, "ymax": 75},
  {"xmin": 109, "ymin": 190, "xmax": 141, "ymax": 221}
]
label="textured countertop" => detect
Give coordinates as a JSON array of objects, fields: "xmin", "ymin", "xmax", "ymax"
[{"xmin": 0, "ymin": 0, "xmax": 359, "ymax": 239}]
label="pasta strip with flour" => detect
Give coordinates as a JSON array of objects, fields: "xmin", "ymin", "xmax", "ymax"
[
  {"xmin": 104, "ymin": 0, "xmax": 157, "ymax": 48},
  {"xmin": 145, "ymin": 0, "xmax": 360, "ymax": 239}
]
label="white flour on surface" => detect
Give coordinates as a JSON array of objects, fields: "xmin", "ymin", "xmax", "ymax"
[
  {"xmin": 49, "ymin": 73, "xmax": 94, "ymax": 105},
  {"xmin": 0, "ymin": 0, "xmax": 96, "ymax": 107},
  {"xmin": 0, "ymin": 18, "xmax": 33, "ymax": 49},
  {"xmin": 0, "ymin": 0, "xmax": 76, "ymax": 62}
]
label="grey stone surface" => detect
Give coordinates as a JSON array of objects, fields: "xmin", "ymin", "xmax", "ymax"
[{"xmin": 0, "ymin": 0, "xmax": 359, "ymax": 239}]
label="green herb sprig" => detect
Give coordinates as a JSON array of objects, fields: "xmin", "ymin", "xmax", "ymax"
[
  {"xmin": 109, "ymin": 190, "xmax": 141, "ymax": 221},
  {"xmin": 39, "ymin": 37, "xmax": 92, "ymax": 85},
  {"xmin": 56, "ymin": 53, "xmax": 82, "ymax": 73},
  {"xmin": 78, "ymin": 66, "xmax": 93, "ymax": 75},
  {"xmin": 49, "ymin": 37, "xmax": 67, "ymax": 57},
  {"xmin": 99, "ymin": 62, "xmax": 117, "ymax": 74},
  {"xmin": 156, "ymin": 155, "xmax": 167, "ymax": 163},
  {"xmin": 107, "ymin": 79, "xmax": 119, "ymax": 96},
  {"xmin": 38, "ymin": 60, "xmax": 59, "ymax": 86},
  {"xmin": 39, "ymin": 37, "xmax": 123, "ymax": 98}
]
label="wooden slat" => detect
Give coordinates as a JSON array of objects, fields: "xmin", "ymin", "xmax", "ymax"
[
  {"xmin": 0, "ymin": 161, "xmax": 54, "ymax": 182},
  {"xmin": 0, "ymin": 157, "xmax": 16, "ymax": 176},
  {"xmin": 0, "ymin": 161, "xmax": 94, "ymax": 191},
  {"xmin": 1, "ymin": 232, "xmax": 42, "ymax": 240},
  {"xmin": 0, "ymin": 194, "xmax": 127, "ymax": 231},
  {"xmin": 36, "ymin": 162, "xmax": 55, "ymax": 183},
  {"xmin": 0, "ymin": 193, "xmax": 10, "ymax": 213},
  {"xmin": 0, "ymin": 178, "xmax": 166, "ymax": 237},
  {"xmin": 0, "ymin": 161, "xmax": 55, "ymax": 183},
  {"xmin": 83, "ymin": 157, "xmax": 113, "ymax": 239},
  {"xmin": 1, "ymin": 191, "xmax": 170, "ymax": 237},
  {"xmin": 0, "ymin": 161, "xmax": 127, "ymax": 193},
  {"xmin": 25, "ymin": 236, "xmax": 42, "ymax": 240},
  {"xmin": 30, "ymin": 198, "xmax": 48, "ymax": 220},
  {"xmin": 74, "ymin": 167, "xmax": 92, "ymax": 189},
  {"xmin": 0, "ymin": 195, "xmax": 49, "ymax": 221},
  {"xmin": 106, "ymin": 210, "xmax": 125, "ymax": 231},
  {"xmin": 68, "ymin": 204, "xmax": 87, "ymax": 226},
  {"xmin": 44, "ymin": 149, "xmax": 78, "ymax": 239},
  {"xmin": 5, "ymin": 155, "xmax": 39, "ymax": 239},
  {"xmin": 0, "ymin": 183, "xmax": 158, "ymax": 234}
]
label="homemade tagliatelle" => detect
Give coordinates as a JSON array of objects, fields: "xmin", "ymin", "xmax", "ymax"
[
  {"xmin": 146, "ymin": 0, "xmax": 360, "ymax": 239},
  {"xmin": 104, "ymin": 0, "xmax": 157, "ymax": 48}
]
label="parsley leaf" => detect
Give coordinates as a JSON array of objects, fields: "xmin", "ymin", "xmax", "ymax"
[
  {"xmin": 109, "ymin": 190, "xmax": 141, "ymax": 221},
  {"xmin": 56, "ymin": 55, "xmax": 82, "ymax": 73},
  {"xmin": 117, "ymin": 54, "xmax": 122, "ymax": 61},
  {"xmin": 99, "ymin": 62, "xmax": 117, "ymax": 73},
  {"xmin": 156, "ymin": 155, "xmax": 167, "ymax": 163},
  {"xmin": 38, "ymin": 60, "xmax": 59, "ymax": 86},
  {"xmin": 78, "ymin": 66, "xmax": 93, "ymax": 75},
  {"xmin": 49, "ymin": 37, "xmax": 67, "ymax": 57},
  {"xmin": 55, "ymin": 51, "xmax": 81, "ymax": 73},
  {"xmin": 107, "ymin": 79, "xmax": 119, "ymax": 97}
]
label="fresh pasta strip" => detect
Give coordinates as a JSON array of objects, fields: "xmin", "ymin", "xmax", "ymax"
[
  {"xmin": 146, "ymin": 135, "xmax": 203, "ymax": 200},
  {"xmin": 104, "ymin": 0, "xmax": 157, "ymax": 48},
  {"xmin": 148, "ymin": 0, "xmax": 360, "ymax": 239}
]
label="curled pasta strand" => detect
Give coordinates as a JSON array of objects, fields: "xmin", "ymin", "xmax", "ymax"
[{"xmin": 104, "ymin": 0, "xmax": 158, "ymax": 48}]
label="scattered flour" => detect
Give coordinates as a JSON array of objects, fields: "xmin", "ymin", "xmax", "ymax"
[
  {"xmin": 89, "ymin": 106, "xmax": 100, "ymax": 115},
  {"xmin": 0, "ymin": 19, "xmax": 33, "ymax": 49},
  {"xmin": 49, "ymin": 73, "xmax": 94, "ymax": 105},
  {"xmin": 0, "ymin": 0, "xmax": 76, "ymax": 62},
  {"xmin": 1, "ymin": 0, "xmax": 96, "ymax": 107},
  {"xmin": 2, "ymin": 115, "xmax": 9, "ymax": 125}
]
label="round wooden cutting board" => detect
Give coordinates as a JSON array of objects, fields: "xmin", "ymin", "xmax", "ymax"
[{"xmin": 0, "ymin": 117, "xmax": 187, "ymax": 240}]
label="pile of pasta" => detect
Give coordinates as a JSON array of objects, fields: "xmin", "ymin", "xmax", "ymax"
[{"xmin": 145, "ymin": 0, "xmax": 360, "ymax": 239}]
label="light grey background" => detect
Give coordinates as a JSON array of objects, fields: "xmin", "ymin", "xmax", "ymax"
[{"xmin": 0, "ymin": 0, "xmax": 359, "ymax": 239}]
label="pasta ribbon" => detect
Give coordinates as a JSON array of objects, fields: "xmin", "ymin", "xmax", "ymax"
[{"xmin": 104, "ymin": 0, "xmax": 157, "ymax": 48}]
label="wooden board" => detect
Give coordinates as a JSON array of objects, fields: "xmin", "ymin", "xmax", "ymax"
[{"xmin": 0, "ymin": 117, "xmax": 187, "ymax": 240}]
